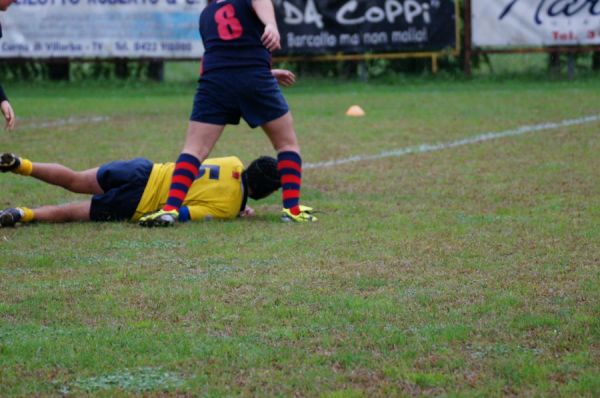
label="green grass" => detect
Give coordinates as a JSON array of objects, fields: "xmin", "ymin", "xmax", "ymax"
[{"xmin": 1, "ymin": 75, "xmax": 600, "ymax": 397}]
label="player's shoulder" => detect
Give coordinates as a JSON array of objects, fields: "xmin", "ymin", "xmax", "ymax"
[
  {"xmin": 204, "ymin": 156, "xmax": 243, "ymax": 168},
  {"xmin": 229, "ymin": 0, "xmax": 252, "ymax": 6},
  {"xmin": 211, "ymin": 0, "xmax": 252, "ymax": 7},
  {"xmin": 231, "ymin": 0, "xmax": 254, "ymax": 11}
]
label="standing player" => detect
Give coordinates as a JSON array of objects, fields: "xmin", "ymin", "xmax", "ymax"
[
  {"xmin": 0, "ymin": 84, "xmax": 14, "ymax": 131},
  {"xmin": 139, "ymin": 0, "xmax": 316, "ymax": 226},
  {"xmin": 0, "ymin": 0, "xmax": 16, "ymax": 131}
]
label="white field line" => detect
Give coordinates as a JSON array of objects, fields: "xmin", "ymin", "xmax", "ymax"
[
  {"xmin": 304, "ymin": 115, "xmax": 600, "ymax": 170},
  {"xmin": 19, "ymin": 116, "xmax": 110, "ymax": 130}
]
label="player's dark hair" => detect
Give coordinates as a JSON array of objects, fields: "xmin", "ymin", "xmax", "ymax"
[{"xmin": 243, "ymin": 156, "xmax": 281, "ymax": 200}]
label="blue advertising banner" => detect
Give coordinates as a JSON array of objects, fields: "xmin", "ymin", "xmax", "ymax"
[{"xmin": 0, "ymin": 0, "xmax": 205, "ymax": 58}]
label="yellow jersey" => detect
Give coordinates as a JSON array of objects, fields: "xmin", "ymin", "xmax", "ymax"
[{"xmin": 133, "ymin": 156, "xmax": 245, "ymax": 221}]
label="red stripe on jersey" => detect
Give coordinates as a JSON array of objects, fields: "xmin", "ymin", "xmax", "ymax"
[{"xmin": 277, "ymin": 160, "xmax": 301, "ymax": 172}]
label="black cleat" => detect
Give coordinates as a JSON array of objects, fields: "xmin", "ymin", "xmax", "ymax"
[
  {"xmin": 0, "ymin": 208, "xmax": 23, "ymax": 227},
  {"xmin": 0, "ymin": 153, "xmax": 21, "ymax": 173}
]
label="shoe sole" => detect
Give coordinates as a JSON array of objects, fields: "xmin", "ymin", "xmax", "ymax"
[
  {"xmin": 0, "ymin": 153, "xmax": 18, "ymax": 172},
  {"xmin": 0, "ymin": 212, "xmax": 17, "ymax": 227},
  {"xmin": 139, "ymin": 215, "xmax": 176, "ymax": 227},
  {"xmin": 281, "ymin": 214, "xmax": 317, "ymax": 223}
]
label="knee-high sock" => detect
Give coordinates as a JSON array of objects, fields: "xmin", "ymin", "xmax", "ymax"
[
  {"xmin": 163, "ymin": 153, "xmax": 201, "ymax": 212},
  {"xmin": 17, "ymin": 207, "xmax": 34, "ymax": 222},
  {"xmin": 277, "ymin": 151, "xmax": 302, "ymax": 215},
  {"xmin": 15, "ymin": 159, "xmax": 33, "ymax": 176}
]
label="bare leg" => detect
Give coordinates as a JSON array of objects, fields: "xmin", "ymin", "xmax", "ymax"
[
  {"xmin": 261, "ymin": 111, "xmax": 300, "ymax": 153},
  {"xmin": 181, "ymin": 121, "xmax": 226, "ymax": 161},
  {"xmin": 31, "ymin": 200, "xmax": 91, "ymax": 223},
  {"xmin": 30, "ymin": 163, "xmax": 103, "ymax": 194}
]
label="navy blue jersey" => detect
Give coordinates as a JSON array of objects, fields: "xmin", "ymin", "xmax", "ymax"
[{"xmin": 199, "ymin": 0, "xmax": 271, "ymax": 74}]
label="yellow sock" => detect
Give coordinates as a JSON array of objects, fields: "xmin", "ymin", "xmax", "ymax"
[
  {"xmin": 16, "ymin": 159, "xmax": 33, "ymax": 176},
  {"xmin": 17, "ymin": 207, "xmax": 34, "ymax": 222}
]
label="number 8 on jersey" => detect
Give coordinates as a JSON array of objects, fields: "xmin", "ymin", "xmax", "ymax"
[{"xmin": 215, "ymin": 4, "xmax": 243, "ymax": 40}]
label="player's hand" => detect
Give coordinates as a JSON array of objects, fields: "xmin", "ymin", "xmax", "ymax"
[
  {"xmin": 1, "ymin": 100, "xmax": 15, "ymax": 131},
  {"xmin": 271, "ymin": 69, "xmax": 296, "ymax": 86},
  {"xmin": 239, "ymin": 206, "xmax": 256, "ymax": 218},
  {"xmin": 262, "ymin": 24, "xmax": 281, "ymax": 52}
]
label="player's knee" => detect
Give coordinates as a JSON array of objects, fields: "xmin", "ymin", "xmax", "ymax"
[
  {"xmin": 274, "ymin": 143, "xmax": 300, "ymax": 154},
  {"xmin": 66, "ymin": 172, "xmax": 90, "ymax": 193}
]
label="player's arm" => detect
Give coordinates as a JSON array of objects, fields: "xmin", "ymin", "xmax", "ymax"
[
  {"xmin": 0, "ymin": 85, "xmax": 15, "ymax": 131},
  {"xmin": 252, "ymin": 0, "xmax": 280, "ymax": 52},
  {"xmin": 271, "ymin": 69, "xmax": 295, "ymax": 87}
]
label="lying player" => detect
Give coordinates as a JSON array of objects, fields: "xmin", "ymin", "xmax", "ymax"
[{"xmin": 0, "ymin": 152, "xmax": 314, "ymax": 227}]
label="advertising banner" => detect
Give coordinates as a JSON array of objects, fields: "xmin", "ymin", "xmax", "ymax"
[
  {"xmin": 0, "ymin": 0, "xmax": 457, "ymax": 59},
  {"xmin": 275, "ymin": 0, "xmax": 457, "ymax": 56},
  {"xmin": 0, "ymin": 0, "xmax": 206, "ymax": 58},
  {"xmin": 473, "ymin": 0, "xmax": 600, "ymax": 47}
]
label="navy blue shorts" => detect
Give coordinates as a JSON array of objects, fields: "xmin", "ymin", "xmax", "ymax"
[
  {"xmin": 90, "ymin": 158, "xmax": 153, "ymax": 221},
  {"xmin": 190, "ymin": 68, "xmax": 289, "ymax": 128}
]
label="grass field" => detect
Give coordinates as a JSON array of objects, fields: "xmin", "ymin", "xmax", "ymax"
[{"xmin": 1, "ymin": 73, "xmax": 599, "ymax": 397}]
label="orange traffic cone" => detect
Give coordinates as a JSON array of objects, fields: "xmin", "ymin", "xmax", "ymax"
[{"xmin": 346, "ymin": 105, "xmax": 365, "ymax": 117}]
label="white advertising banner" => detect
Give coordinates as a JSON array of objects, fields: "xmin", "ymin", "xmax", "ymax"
[
  {"xmin": 472, "ymin": 0, "xmax": 600, "ymax": 47},
  {"xmin": 0, "ymin": 0, "xmax": 206, "ymax": 58}
]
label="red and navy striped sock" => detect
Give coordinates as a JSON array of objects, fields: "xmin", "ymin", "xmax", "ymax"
[
  {"xmin": 163, "ymin": 153, "xmax": 201, "ymax": 212},
  {"xmin": 277, "ymin": 151, "xmax": 302, "ymax": 216}
]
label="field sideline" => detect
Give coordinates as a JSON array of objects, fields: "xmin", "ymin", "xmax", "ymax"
[{"xmin": 1, "ymin": 77, "xmax": 599, "ymax": 397}]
